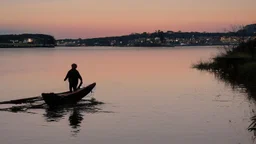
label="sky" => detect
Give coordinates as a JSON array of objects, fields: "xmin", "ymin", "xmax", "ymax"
[{"xmin": 0, "ymin": 0, "xmax": 256, "ymax": 39}]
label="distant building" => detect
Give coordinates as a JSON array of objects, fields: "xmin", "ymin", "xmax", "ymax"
[{"xmin": 23, "ymin": 38, "xmax": 33, "ymax": 43}]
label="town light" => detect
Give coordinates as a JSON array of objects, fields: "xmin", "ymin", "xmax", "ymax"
[{"xmin": 28, "ymin": 38, "xmax": 33, "ymax": 43}]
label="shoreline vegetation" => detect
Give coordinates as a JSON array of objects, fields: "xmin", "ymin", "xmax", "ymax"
[
  {"xmin": 192, "ymin": 38, "xmax": 256, "ymax": 131},
  {"xmin": 193, "ymin": 38, "xmax": 256, "ymax": 86}
]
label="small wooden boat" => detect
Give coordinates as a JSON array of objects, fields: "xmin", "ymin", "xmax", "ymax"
[{"xmin": 42, "ymin": 83, "xmax": 96, "ymax": 107}]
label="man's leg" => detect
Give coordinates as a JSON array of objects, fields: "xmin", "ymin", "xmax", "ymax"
[
  {"xmin": 69, "ymin": 83, "xmax": 73, "ymax": 92},
  {"xmin": 72, "ymin": 81, "xmax": 78, "ymax": 91}
]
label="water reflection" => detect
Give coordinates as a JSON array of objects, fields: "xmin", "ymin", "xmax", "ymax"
[
  {"xmin": 43, "ymin": 106, "xmax": 84, "ymax": 136},
  {"xmin": 69, "ymin": 108, "xmax": 83, "ymax": 136},
  {"xmin": 44, "ymin": 107, "xmax": 67, "ymax": 122},
  {"xmin": 211, "ymin": 70, "xmax": 256, "ymax": 102},
  {"xmin": 42, "ymin": 100, "xmax": 107, "ymax": 136},
  {"xmin": 204, "ymin": 69, "xmax": 256, "ymax": 139}
]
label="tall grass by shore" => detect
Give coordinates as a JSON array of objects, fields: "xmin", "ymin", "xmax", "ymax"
[{"xmin": 193, "ymin": 39, "xmax": 256, "ymax": 85}]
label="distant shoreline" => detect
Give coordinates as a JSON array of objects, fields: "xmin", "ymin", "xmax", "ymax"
[
  {"xmin": 0, "ymin": 45, "xmax": 55, "ymax": 48},
  {"xmin": 0, "ymin": 44, "xmax": 233, "ymax": 48},
  {"xmin": 55, "ymin": 43, "xmax": 231, "ymax": 47},
  {"xmin": 0, "ymin": 43, "xmax": 55, "ymax": 48},
  {"xmin": 0, "ymin": 34, "xmax": 56, "ymax": 48}
]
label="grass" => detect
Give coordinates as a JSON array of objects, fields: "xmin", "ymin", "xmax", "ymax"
[
  {"xmin": 193, "ymin": 51, "xmax": 256, "ymax": 85},
  {"xmin": 193, "ymin": 39, "xmax": 256, "ymax": 73},
  {"xmin": 192, "ymin": 60, "xmax": 215, "ymax": 70},
  {"xmin": 238, "ymin": 62, "xmax": 256, "ymax": 84},
  {"xmin": 192, "ymin": 39, "xmax": 256, "ymax": 96}
]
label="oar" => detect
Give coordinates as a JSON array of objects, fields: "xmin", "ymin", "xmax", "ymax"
[{"xmin": 0, "ymin": 96, "xmax": 43, "ymax": 104}]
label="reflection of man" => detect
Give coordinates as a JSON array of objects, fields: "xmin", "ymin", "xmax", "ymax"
[
  {"xmin": 69, "ymin": 108, "xmax": 83, "ymax": 136},
  {"xmin": 64, "ymin": 63, "xmax": 83, "ymax": 92}
]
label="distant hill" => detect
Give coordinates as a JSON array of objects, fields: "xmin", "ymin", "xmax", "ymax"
[
  {"xmin": 57, "ymin": 28, "xmax": 256, "ymax": 47},
  {"xmin": 244, "ymin": 24, "xmax": 256, "ymax": 34},
  {"xmin": 0, "ymin": 34, "xmax": 56, "ymax": 48},
  {"xmin": 237, "ymin": 24, "xmax": 256, "ymax": 34}
]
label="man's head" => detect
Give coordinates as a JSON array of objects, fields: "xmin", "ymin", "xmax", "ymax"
[{"xmin": 71, "ymin": 63, "xmax": 77, "ymax": 69}]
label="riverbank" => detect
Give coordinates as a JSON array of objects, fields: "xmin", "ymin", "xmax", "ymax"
[{"xmin": 193, "ymin": 39, "xmax": 256, "ymax": 86}]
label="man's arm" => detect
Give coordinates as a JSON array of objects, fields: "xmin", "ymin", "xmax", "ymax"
[
  {"xmin": 78, "ymin": 71, "xmax": 83, "ymax": 83},
  {"xmin": 77, "ymin": 71, "xmax": 83, "ymax": 88},
  {"xmin": 64, "ymin": 71, "xmax": 69, "ymax": 81}
]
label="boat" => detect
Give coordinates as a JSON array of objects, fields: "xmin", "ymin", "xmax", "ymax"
[{"xmin": 42, "ymin": 83, "xmax": 96, "ymax": 107}]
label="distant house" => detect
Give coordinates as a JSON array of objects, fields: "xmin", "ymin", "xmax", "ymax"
[{"xmin": 23, "ymin": 38, "xmax": 33, "ymax": 44}]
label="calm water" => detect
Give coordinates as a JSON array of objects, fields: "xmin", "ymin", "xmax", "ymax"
[{"xmin": 0, "ymin": 46, "xmax": 255, "ymax": 144}]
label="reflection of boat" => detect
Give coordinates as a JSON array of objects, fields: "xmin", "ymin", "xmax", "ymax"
[
  {"xmin": 42, "ymin": 83, "xmax": 96, "ymax": 107},
  {"xmin": 43, "ymin": 107, "xmax": 84, "ymax": 136},
  {"xmin": 44, "ymin": 107, "xmax": 67, "ymax": 122}
]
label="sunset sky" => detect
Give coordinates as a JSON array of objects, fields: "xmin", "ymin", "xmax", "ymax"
[{"xmin": 0, "ymin": 0, "xmax": 255, "ymax": 39}]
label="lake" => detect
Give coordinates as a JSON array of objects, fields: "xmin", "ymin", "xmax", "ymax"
[{"xmin": 0, "ymin": 46, "xmax": 255, "ymax": 144}]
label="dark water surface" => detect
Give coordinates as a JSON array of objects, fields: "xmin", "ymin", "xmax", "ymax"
[{"xmin": 0, "ymin": 46, "xmax": 255, "ymax": 144}]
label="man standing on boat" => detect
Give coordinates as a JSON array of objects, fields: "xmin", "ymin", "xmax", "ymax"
[{"xmin": 64, "ymin": 63, "xmax": 83, "ymax": 92}]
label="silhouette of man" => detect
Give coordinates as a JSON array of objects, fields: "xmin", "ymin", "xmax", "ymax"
[{"xmin": 64, "ymin": 63, "xmax": 83, "ymax": 92}]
